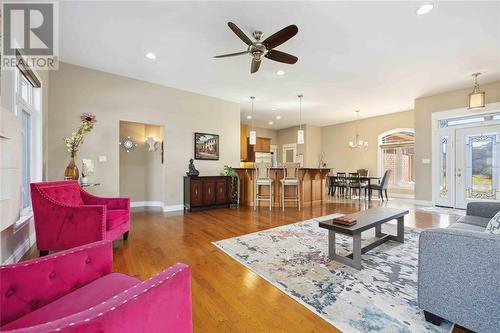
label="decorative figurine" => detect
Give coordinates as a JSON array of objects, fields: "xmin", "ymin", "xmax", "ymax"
[{"xmin": 186, "ymin": 158, "xmax": 200, "ymax": 177}]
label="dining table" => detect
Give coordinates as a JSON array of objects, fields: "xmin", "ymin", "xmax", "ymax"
[{"xmin": 328, "ymin": 175, "xmax": 382, "ymax": 200}]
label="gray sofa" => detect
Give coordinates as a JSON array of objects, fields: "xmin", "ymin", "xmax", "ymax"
[{"xmin": 418, "ymin": 202, "xmax": 500, "ymax": 333}]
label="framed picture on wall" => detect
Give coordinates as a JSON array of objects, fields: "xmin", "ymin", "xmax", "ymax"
[{"xmin": 194, "ymin": 132, "xmax": 219, "ymax": 160}]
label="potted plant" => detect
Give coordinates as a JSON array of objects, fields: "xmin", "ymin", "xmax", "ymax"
[{"xmin": 63, "ymin": 113, "xmax": 96, "ymax": 180}]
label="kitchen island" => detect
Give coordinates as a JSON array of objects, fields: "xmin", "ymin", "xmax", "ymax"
[{"xmin": 233, "ymin": 167, "xmax": 330, "ymax": 208}]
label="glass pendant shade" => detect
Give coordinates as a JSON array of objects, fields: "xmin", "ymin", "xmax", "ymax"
[
  {"xmin": 468, "ymin": 73, "xmax": 486, "ymax": 109},
  {"xmin": 469, "ymin": 91, "xmax": 485, "ymax": 109},
  {"xmin": 297, "ymin": 129, "xmax": 305, "ymax": 144},
  {"xmin": 249, "ymin": 130, "xmax": 256, "ymax": 145}
]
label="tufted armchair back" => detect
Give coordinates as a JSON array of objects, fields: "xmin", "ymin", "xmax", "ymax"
[
  {"xmin": 0, "ymin": 241, "xmax": 113, "ymax": 326},
  {"xmin": 31, "ymin": 181, "xmax": 84, "ymax": 206}
]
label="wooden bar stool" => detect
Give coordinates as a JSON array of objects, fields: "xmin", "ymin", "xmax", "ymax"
[
  {"xmin": 254, "ymin": 163, "xmax": 274, "ymax": 211},
  {"xmin": 280, "ymin": 163, "xmax": 301, "ymax": 211}
]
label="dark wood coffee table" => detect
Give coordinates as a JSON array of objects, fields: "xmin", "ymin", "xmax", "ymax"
[{"xmin": 318, "ymin": 207, "xmax": 409, "ymax": 270}]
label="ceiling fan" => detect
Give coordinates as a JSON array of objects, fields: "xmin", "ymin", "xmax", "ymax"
[{"xmin": 214, "ymin": 22, "xmax": 298, "ymax": 74}]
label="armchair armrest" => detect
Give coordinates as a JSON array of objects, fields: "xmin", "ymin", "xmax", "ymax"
[
  {"xmin": 0, "ymin": 241, "xmax": 113, "ymax": 327},
  {"xmin": 80, "ymin": 189, "xmax": 130, "ymax": 210},
  {"xmin": 466, "ymin": 202, "xmax": 500, "ymax": 219},
  {"xmin": 21, "ymin": 263, "xmax": 192, "ymax": 333},
  {"xmin": 32, "ymin": 198, "xmax": 106, "ymax": 251},
  {"xmin": 418, "ymin": 228, "xmax": 500, "ymax": 333}
]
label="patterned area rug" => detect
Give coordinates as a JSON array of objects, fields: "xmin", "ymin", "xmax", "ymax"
[
  {"xmin": 213, "ymin": 215, "xmax": 453, "ymax": 333},
  {"xmin": 415, "ymin": 206, "xmax": 465, "ymax": 217}
]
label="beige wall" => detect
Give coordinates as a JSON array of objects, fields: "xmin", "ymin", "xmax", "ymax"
[
  {"xmin": 245, "ymin": 126, "xmax": 278, "ymax": 145},
  {"xmin": 414, "ymin": 80, "xmax": 500, "ymax": 201},
  {"xmin": 1, "ymin": 67, "xmax": 49, "ymax": 263},
  {"xmin": 305, "ymin": 125, "xmax": 322, "ymax": 168},
  {"xmin": 321, "ymin": 110, "xmax": 414, "ymax": 194},
  {"xmin": 48, "ymin": 62, "xmax": 240, "ymax": 208},
  {"xmin": 119, "ymin": 121, "xmax": 164, "ymax": 203},
  {"xmin": 277, "ymin": 125, "xmax": 306, "ymax": 165}
]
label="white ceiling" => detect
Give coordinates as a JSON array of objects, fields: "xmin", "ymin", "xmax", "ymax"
[{"xmin": 59, "ymin": 1, "xmax": 500, "ymax": 129}]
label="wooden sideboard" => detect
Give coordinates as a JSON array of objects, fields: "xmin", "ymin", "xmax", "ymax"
[{"xmin": 183, "ymin": 176, "xmax": 232, "ymax": 211}]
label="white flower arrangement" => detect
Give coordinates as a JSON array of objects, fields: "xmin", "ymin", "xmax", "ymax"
[{"xmin": 81, "ymin": 158, "xmax": 94, "ymax": 177}]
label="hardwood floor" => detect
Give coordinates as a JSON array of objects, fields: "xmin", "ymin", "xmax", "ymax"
[{"xmin": 23, "ymin": 199, "xmax": 474, "ymax": 333}]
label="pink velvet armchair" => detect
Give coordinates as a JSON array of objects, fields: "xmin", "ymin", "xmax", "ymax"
[
  {"xmin": 0, "ymin": 241, "xmax": 193, "ymax": 332},
  {"xmin": 30, "ymin": 181, "xmax": 130, "ymax": 256}
]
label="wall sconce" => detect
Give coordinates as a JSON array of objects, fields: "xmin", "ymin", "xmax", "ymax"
[{"xmin": 145, "ymin": 136, "xmax": 158, "ymax": 152}]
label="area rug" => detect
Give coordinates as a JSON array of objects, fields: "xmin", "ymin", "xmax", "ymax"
[
  {"xmin": 213, "ymin": 215, "xmax": 453, "ymax": 333},
  {"xmin": 415, "ymin": 206, "xmax": 465, "ymax": 217}
]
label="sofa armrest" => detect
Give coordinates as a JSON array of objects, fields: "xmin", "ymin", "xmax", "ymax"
[
  {"xmin": 0, "ymin": 241, "xmax": 113, "ymax": 327},
  {"xmin": 418, "ymin": 228, "xmax": 500, "ymax": 332},
  {"xmin": 466, "ymin": 201, "xmax": 500, "ymax": 219},
  {"xmin": 80, "ymin": 189, "xmax": 130, "ymax": 210},
  {"xmin": 17, "ymin": 263, "xmax": 192, "ymax": 333}
]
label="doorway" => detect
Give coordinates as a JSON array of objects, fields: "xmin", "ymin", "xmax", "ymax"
[{"xmin": 435, "ymin": 123, "xmax": 500, "ymax": 208}]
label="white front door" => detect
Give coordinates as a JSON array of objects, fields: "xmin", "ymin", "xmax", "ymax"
[{"xmin": 455, "ymin": 125, "xmax": 500, "ymax": 209}]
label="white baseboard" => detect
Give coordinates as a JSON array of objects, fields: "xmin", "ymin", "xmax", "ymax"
[
  {"xmin": 413, "ymin": 200, "xmax": 434, "ymax": 206},
  {"xmin": 130, "ymin": 201, "xmax": 164, "ymax": 208},
  {"xmin": 2, "ymin": 232, "xmax": 36, "ymax": 265},
  {"xmin": 388, "ymin": 193, "xmax": 415, "ymax": 199},
  {"xmin": 163, "ymin": 204, "xmax": 184, "ymax": 212}
]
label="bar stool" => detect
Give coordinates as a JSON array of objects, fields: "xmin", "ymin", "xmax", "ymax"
[
  {"xmin": 280, "ymin": 163, "xmax": 301, "ymax": 211},
  {"xmin": 254, "ymin": 163, "xmax": 274, "ymax": 211}
]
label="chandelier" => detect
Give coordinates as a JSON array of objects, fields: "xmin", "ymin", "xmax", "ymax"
[{"xmin": 349, "ymin": 110, "xmax": 368, "ymax": 149}]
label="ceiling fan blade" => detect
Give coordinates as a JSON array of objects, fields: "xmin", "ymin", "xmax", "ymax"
[
  {"xmin": 265, "ymin": 50, "xmax": 298, "ymax": 64},
  {"xmin": 214, "ymin": 51, "xmax": 249, "ymax": 58},
  {"xmin": 228, "ymin": 22, "xmax": 253, "ymax": 46},
  {"xmin": 251, "ymin": 59, "xmax": 261, "ymax": 74},
  {"xmin": 262, "ymin": 25, "xmax": 298, "ymax": 49}
]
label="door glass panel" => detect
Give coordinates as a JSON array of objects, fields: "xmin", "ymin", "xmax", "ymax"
[
  {"xmin": 466, "ymin": 134, "xmax": 497, "ymax": 200},
  {"xmin": 285, "ymin": 149, "xmax": 294, "ymax": 163},
  {"xmin": 439, "ymin": 136, "xmax": 449, "ymax": 198}
]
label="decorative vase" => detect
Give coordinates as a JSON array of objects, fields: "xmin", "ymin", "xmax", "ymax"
[
  {"xmin": 64, "ymin": 157, "xmax": 79, "ymax": 180},
  {"xmin": 80, "ymin": 176, "xmax": 88, "ymax": 185}
]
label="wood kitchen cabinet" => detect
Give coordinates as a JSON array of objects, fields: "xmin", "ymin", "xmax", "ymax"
[
  {"xmin": 246, "ymin": 137, "xmax": 271, "ymax": 162},
  {"xmin": 184, "ymin": 176, "xmax": 232, "ymax": 211}
]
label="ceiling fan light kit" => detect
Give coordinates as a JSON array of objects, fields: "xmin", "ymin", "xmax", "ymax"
[{"xmin": 214, "ymin": 22, "xmax": 299, "ymax": 74}]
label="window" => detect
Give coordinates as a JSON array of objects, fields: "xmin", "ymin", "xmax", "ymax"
[
  {"xmin": 439, "ymin": 112, "xmax": 500, "ymax": 128},
  {"xmin": 16, "ymin": 69, "xmax": 41, "ymax": 214},
  {"xmin": 378, "ymin": 130, "xmax": 415, "ymax": 188},
  {"xmin": 21, "ymin": 110, "xmax": 32, "ymax": 209}
]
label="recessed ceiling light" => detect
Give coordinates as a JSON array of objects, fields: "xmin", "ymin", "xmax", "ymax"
[
  {"xmin": 416, "ymin": 4, "xmax": 433, "ymax": 15},
  {"xmin": 276, "ymin": 116, "xmax": 281, "ymax": 120},
  {"xmin": 146, "ymin": 52, "xmax": 156, "ymax": 60},
  {"xmin": 276, "ymin": 70, "xmax": 285, "ymax": 76},
  {"xmin": 247, "ymin": 115, "xmax": 252, "ymax": 119},
  {"xmin": 268, "ymin": 121, "xmax": 274, "ymax": 125},
  {"xmin": 271, "ymin": 107, "xmax": 277, "ymax": 111}
]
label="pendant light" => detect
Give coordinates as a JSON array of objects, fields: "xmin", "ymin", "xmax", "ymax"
[
  {"xmin": 348, "ymin": 110, "xmax": 368, "ymax": 149},
  {"xmin": 249, "ymin": 96, "xmax": 256, "ymax": 145},
  {"xmin": 297, "ymin": 94, "xmax": 304, "ymax": 144},
  {"xmin": 468, "ymin": 72, "xmax": 486, "ymax": 109}
]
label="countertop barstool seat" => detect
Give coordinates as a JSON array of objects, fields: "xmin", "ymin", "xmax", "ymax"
[
  {"xmin": 254, "ymin": 163, "xmax": 274, "ymax": 211},
  {"xmin": 280, "ymin": 163, "xmax": 301, "ymax": 211}
]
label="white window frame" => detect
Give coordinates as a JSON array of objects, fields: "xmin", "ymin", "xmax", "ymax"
[
  {"xmin": 377, "ymin": 128, "xmax": 415, "ymax": 189},
  {"xmin": 14, "ymin": 69, "xmax": 43, "ymax": 231}
]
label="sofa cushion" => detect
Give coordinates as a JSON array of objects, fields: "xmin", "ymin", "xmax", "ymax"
[
  {"xmin": 448, "ymin": 222, "xmax": 486, "ymax": 233},
  {"xmin": 485, "ymin": 210, "xmax": 500, "ymax": 235},
  {"xmin": 106, "ymin": 209, "xmax": 129, "ymax": 230},
  {"xmin": 1, "ymin": 273, "xmax": 140, "ymax": 330},
  {"xmin": 455, "ymin": 215, "xmax": 491, "ymax": 228},
  {"xmin": 40, "ymin": 184, "xmax": 84, "ymax": 206}
]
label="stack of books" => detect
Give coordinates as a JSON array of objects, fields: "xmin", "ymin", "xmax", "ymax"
[{"xmin": 331, "ymin": 215, "xmax": 357, "ymax": 226}]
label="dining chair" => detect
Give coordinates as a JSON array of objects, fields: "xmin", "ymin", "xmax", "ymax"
[
  {"xmin": 332, "ymin": 172, "xmax": 348, "ymax": 197},
  {"xmin": 347, "ymin": 172, "xmax": 364, "ymax": 199},
  {"xmin": 367, "ymin": 169, "xmax": 392, "ymax": 201}
]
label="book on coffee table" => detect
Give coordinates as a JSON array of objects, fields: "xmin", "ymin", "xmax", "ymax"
[{"xmin": 331, "ymin": 216, "xmax": 357, "ymax": 226}]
